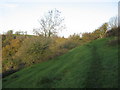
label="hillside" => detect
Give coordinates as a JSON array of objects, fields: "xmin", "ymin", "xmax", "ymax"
[{"xmin": 3, "ymin": 37, "xmax": 118, "ymax": 88}]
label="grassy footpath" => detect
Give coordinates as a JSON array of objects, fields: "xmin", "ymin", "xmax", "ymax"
[{"xmin": 3, "ymin": 37, "xmax": 118, "ymax": 88}]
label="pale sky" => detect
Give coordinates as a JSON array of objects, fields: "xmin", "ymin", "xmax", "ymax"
[{"xmin": 0, "ymin": 0, "xmax": 118, "ymax": 37}]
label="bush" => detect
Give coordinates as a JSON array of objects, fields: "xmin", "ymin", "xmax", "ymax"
[
  {"xmin": 106, "ymin": 27, "xmax": 119, "ymax": 37},
  {"xmin": 59, "ymin": 39, "xmax": 79, "ymax": 49},
  {"xmin": 14, "ymin": 36, "xmax": 52, "ymax": 66}
]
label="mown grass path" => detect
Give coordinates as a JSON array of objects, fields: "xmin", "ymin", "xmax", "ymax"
[{"xmin": 85, "ymin": 45, "xmax": 103, "ymax": 88}]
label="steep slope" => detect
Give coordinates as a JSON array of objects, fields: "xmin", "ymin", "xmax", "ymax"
[{"xmin": 3, "ymin": 37, "xmax": 118, "ymax": 88}]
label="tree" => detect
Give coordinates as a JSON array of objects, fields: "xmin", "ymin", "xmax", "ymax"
[
  {"xmin": 6, "ymin": 30, "xmax": 13, "ymax": 35},
  {"xmin": 82, "ymin": 32, "xmax": 93, "ymax": 42},
  {"xmin": 15, "ymin": 31, "xmax": 21, "ymax": 35},
  {"xmin": 69, "ymin": 33, "xmax": 81, "ymax": 40},
  {"xmin": 15, "ymin": 31, "xmax": 27, "ymax": 35},
  {"xmin": 99, "ymin": 23, "xmax": 108, "ymax": 38},
  {"xmin": 92, "ymin": 29, "xmax": 101, "ymax": 39},
  {"xmin": 109, "ymin": 16, "xmax": 118, "ymax": 29},
  {"xmin": 33, "ymin": 9, "xmax": 65, "ymax": 37}
]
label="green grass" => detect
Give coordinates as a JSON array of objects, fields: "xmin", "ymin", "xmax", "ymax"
[{"xmin": 3, "ymin": 37, "xmax": 118, "ymax": 88}]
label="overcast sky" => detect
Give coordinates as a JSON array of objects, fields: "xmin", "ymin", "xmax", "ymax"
[{"xmin": 0, "ymin": 0, "xmax": 118, "ymax": 37}]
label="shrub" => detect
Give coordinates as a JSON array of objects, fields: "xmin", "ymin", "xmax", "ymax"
[
  {"xmin": 106, "ymin": 27, "xmax": 119, "ymax": 37},
  {"xmin": 14, "ymin": 36, "xmax": 52, "ymax": 66},
  {"xmin": 59, "ymin": 39, "xmax": 79, "ymax": 49}
]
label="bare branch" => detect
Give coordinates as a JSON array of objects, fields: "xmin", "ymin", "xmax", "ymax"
[{"xmin": 33, "ymin": 9, "xmax": 65, "ymax": 37}]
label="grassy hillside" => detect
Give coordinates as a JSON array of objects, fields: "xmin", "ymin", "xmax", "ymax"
[{"xmin": 3, "ymin": 37, "xmax": 118, "ymax": 88}]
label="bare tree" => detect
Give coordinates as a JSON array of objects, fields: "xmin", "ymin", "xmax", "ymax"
[
  {"xmin": 33, "ymin": 9, "xmax": 65, "ymax": 37},
  {"xmin": 108, "ymin": 16, "xmax": 118, "ymax": 29}
]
